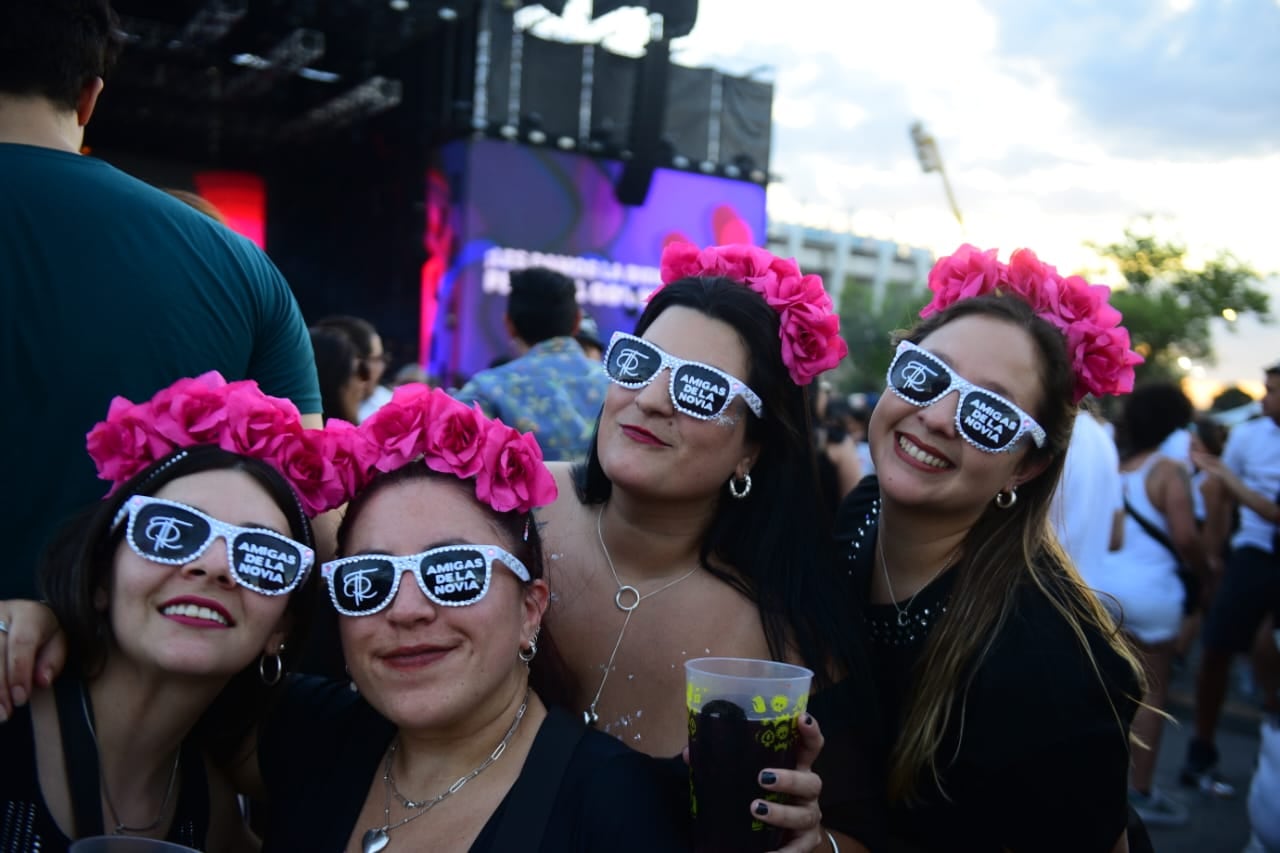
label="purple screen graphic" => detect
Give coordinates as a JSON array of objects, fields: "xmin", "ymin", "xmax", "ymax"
[{"xmin": 427, "ymin": 139, "xmax": 767, "ymax": 384}]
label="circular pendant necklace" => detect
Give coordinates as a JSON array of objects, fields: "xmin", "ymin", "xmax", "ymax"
[{"xmin": 582, "ymin": 506, "xmax": 700, "ymax": 726}]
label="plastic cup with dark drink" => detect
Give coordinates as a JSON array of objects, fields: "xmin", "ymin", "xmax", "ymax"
[{"xmin": 685, "ymin": 657, "xmax": 814, "ymax": 853}]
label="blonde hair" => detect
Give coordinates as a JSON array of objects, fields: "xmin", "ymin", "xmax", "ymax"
[{"xmin": 885, "ymin": 295, "xmax": 1146, "ymax": 803}]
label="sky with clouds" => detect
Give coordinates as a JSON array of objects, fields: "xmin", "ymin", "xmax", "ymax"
[{"xmin": 526, "ymin": 0, "xmax": 1280, "ymax": 388}]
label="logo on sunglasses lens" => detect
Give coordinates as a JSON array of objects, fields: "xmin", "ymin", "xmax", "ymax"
[
  {"xmin": 613, "ymin": 347, "xmax": 648, "ymax": 379},
  {"xmin": 962, "ymin": 398, "xmax": 1018, "ymax": 446},
  {"xmin": 144, "ymin": 515, "xmax": 193, "ymax": 551},
  {"xmin": 425, "ymin": 556, "xmax": 483, "ymax": 595},
  {"xmin": 342, "ymin": 566, "xmax": 381, "ymax": 606},
  {"xmin": 677, "ymin": 374, "xmax": 726, "ymax": 414},
  {"xmin": 899, "ymin": 359, "xmax": 939, "ymax": 394},
  {"xmin": 235, "ymin": 541, "xmax": 296, "ymax": 585}
]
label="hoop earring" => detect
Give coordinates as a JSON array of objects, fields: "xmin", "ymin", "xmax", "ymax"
[
  {"xmin": 994, "ymin": 488, "xmax": 1017, "ymax": 510},
  {"xmin": 728, "ymin": 473, "xmax": 752, "ymax": 499},
  {"xmin": 259, "ymin": 644, "xmax": 286, "ymax": 687},
  {"xmin": 519, "ymin": 626, "xmax": 540, "ymax": 664}
]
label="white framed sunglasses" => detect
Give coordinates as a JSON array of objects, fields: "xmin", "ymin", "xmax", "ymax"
[
  {"xmin": 603, "ymin": 331, "xmax": 764, "ymax": 421},
  {"xmin": 886, "ymin": 340, "xmax": 1047, "ymax": 454},
  {"xmin": 321, "ymin": 544, "xmax": 531, "ymax": 616},
  {"xmin": 112, "ymin": 495, "xmax": 314, "ymax": 596}
]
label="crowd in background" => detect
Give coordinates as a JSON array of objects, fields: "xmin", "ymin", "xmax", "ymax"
[{"xmin": 2, "ymin": 3, "xmax": 1278, "ymax": 853}]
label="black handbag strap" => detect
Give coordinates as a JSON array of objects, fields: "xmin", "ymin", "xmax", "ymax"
[
  {"xmin": 488, "ymin": 709, "xmax": 586, "ymax": 852},
  {"xmin": 1123, "ymin": 498, "xmax": 1182, "ymax": 563},
  {"xmin": 53, "ymin": 677, "xmax": 106, "ymax": 837}
]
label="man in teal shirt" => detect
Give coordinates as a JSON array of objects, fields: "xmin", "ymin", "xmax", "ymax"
[
  {"xmin": 454, "ymin": 268, "xmax": 608, "ymax": 461},
  {"xmin": 0, "ymin": 0, "xmax": 321, "ymax": 599}
]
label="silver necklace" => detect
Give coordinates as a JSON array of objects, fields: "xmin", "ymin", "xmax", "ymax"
[
  {"xmin": 361, "ymin": 686, "xmax": 530, "ymax": 853},
  {"xmin": 79, "ymin": 682, "xmax": 181, "ymax": 836},
  {"xmin": 876, "ymin": 520, "xmax": 955, "ymax": 627},
  {"xmin": 583, "ymin": 506, "xmax": 701, "ymax": 727}
]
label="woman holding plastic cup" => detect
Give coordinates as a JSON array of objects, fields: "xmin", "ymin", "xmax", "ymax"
[
  {"xmin": 536, "ymin": 243, "xmax": 876, "ymax": 850},
  {"xmin": 0, "ymin": 374, "xmax": 329, "ymax": 851},
  {"xmin": 827, "ymin": 246, "xmax": 1149, "ymax": 851}
]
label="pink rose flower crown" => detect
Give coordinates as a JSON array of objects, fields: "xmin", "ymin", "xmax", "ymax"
[
  {"xmin": 88, "ymin": 376, "xmax": 559, "ymax": 518},
  {"xmin": 353, "ymin": 384, "xmax": 559, "ymax": 515},
  {"xmin": 657, "ymin": 242, "xmax": 849, "ymax": 386},
  {"xmin": 86, "ymin": 371, "xmax": 345, "ymax": 516},
  {"xmin": 920, "ymin": 244, "xmax": 1143, "ymax": 403}
]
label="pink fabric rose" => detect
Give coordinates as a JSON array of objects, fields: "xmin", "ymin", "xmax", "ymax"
[
  {"xmin": 312, "ymin": 419, "xmax": 372, "ymax": 504},
  {"xmin": 779, "ymin": 304, "xmax": 847, "ymax": 384},
  {"xmin": 360, "ymin": 384, "xmax": 441, "ymax": 472},
  {"xmin": 273, "ymin": 431, "xmax": 348, "ymax": 516},
  {"xmin": 920, "ymin": 244, "xmax": 1002, "ymax": 317},
  {"xmin": 1064, "ymin": 322, "xmax": 1142, "ymax": 402},
  {"xmin": 222, "ymin": 382, "xmax": 302, "ymax": 460},
  {"xmin": 423, "ymin": 397, "xmax": 488, "ymax": 480},
  {"xmin": 474, "ymin": 427, "xmax": 558, "ymax": 513},
  {"xmin": 149, "ymin": 376, "xmax": 232, "ymax": 448}
]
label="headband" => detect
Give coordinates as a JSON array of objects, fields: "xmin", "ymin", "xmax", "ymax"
[
  {"xmin": 657, "ymin": 242, "xmax": 848, "ymax": 386},
  {"xmin": 352, "ymin": 384, "xmax": 559, "ymax": 514},
  {"xmin": 86, "ymin": 371, "xmax": 347, "ymax": 516},
  {"xmin": 919, "ymin": 244, "xmax": 1143, "ymax": 403},
  {"xmin": 87, "ymin": 375, "xmax": 559, "ymax": 518}
]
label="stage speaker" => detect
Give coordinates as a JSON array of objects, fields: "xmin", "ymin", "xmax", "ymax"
[{"xmin": 614, "ymin": 36, "xmax": 670, "ymax": 206}]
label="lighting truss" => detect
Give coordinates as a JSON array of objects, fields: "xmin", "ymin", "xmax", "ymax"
[{"xmin": 280, "ymin": 76, "xmax": 404, "ymax": 138}]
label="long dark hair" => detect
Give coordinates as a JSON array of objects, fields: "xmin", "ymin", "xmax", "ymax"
[
  {"xmin": 573, "ymin": 275, "xmax": 859, "ymax": 688},
  {"xmin": 886, "ymin": 295, "xmax": 1145, "ymax": 800},
  {"xmin": 38, "ymin": 445, "xmax": 317, "ymax": 757},
  {"xmin": 336, "ymin": 463, "xmax": 577, "ymax": 709}
]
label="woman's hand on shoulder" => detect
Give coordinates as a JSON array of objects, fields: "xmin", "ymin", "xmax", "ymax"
[
  {"xmin": 0, "ymin": 600, "xmax": 66, "ymax": 721},
  {"xmin": 758, "ymin": 712, "xmax": 825, "ymax": 853}
]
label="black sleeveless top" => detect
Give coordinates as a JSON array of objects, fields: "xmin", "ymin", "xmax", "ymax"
[{"xmin": 0, "ymin": 680, "xmax": 209, "ymax": 853}]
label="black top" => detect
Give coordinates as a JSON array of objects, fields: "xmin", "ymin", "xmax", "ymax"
[
  {"xmin": 257, "ymin": 677, "xmax": 691, "ymax": 852},
  {"xmin": 0, "ymin": 685, "xmax": 209, "ymax": 852},
  {"xmin": 828, "ymin": 477, "xmax": 1140, "ymax": 853}
]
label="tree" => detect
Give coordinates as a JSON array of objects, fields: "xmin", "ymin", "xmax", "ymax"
[
  {"xmin": 832, "ymin": 280, "xmax": 926, "ymax": 394},
  {"xmin": 1087, "ymin": 222, "xmax": 1271, "ymax": 382}
]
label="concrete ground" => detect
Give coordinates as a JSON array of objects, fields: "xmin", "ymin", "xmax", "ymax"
[{"xmin": 1144, "ymin": 656, "xmax": 1268, "ymax": 853}]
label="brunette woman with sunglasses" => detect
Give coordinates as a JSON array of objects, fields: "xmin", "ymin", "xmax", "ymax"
[
  {"xmin": 0, "ymin": 374, "xmax": 327, "ymax": 852},
  {"xmin": 533, "ymin": 244, "xmax": 876, "ymax": 852},
  {"xmin": 824, "ymin": 246, "xmax": 1150, "ymax": 852},
  {"xmin": 3, "ymin": 382, "xmax": 828, "ymax": 852}
]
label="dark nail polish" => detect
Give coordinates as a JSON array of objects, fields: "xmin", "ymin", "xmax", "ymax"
[
  {"xmin": 804, "ymin": 714, "xmax": 814, "ymax": 726},
  {"xmin": 754, "ymin": 802, "xmax": 769, "ymax": 816},
  {"xmin": 760, "ymin": 771, "xmax": 777, "ymax": 785}
]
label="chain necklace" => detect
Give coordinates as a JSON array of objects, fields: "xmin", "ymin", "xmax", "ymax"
[
  {"xmin": 79, "ymin": 682, "xmax": 181, "ymax": 836},
  {"xmin": 876, "ymin": 519, "xmax": 956, "ymax": 627},
  {"xmin": 361, "ymin": 686, "xmax": 530, "ymax": 853},
  {"xmin": 583, "ymin": 506, "xmax": 701, "ymax": 727}
]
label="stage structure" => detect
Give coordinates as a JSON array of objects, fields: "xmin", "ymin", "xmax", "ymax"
[{"xmin": 90, "ymin": 1, "xmax": 775, "ymax": 378}]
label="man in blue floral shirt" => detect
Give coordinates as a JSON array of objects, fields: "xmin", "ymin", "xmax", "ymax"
[{"xmin": 454, "ymin": 267, "xmax": 608, "ymax": 461}]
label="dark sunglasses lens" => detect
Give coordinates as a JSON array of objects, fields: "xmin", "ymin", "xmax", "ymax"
[
  {"xmin": 890, "ymin": 349, "xmax": 951, "ymax": 404},
  {"xmin": 332, "ymin": 559, "xmax": 396, "ymax": 612},
  {"xmin": 130, "ymin": 503, "xmax": 210, "ymax": 561},
  {"xmin": 959, "ymin": 391, "xmax": 1023, "ymax": 451},
  {"xmin": 672, "ymin": 364, "xmax": 731, "ymax": 417},
  {"xmin": 420, "ymin": 547, "xmax": 489, "ymax": 605},
  {"xmin": 231, "ymin": 532, "xmax": 304, "ymax": 593},
  {"xmin": 606, "ymin": 338, "xmax": 662, "ymax": 385}
]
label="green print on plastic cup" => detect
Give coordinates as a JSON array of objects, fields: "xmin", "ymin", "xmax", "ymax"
[{"xmin": 685, "ymin": 657, "xmax": 814, "ymax": 853}]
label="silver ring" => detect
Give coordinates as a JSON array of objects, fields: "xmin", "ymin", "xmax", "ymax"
[{"xmin": 0, "ymin": 619, "xmax": 9, "ymax": 634}]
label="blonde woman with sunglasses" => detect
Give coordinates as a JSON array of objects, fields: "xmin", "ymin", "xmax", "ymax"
[{"xmin": 824, "ymin": 246, "xmax": 1150, "ymax": 852}]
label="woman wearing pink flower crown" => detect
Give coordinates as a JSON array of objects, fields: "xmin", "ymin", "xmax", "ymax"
[
  {"xmin": 825, "ymin": 245, "xmax": 1150, "ymax": 852},
  {"xmin": 534, "ymin": 242, "xmax": 876, "ymax": 850},
  {"xmin": 3, "ymin": 379, "xmax": 830, "ymax": 851},
  {"xmin": 0, "ymin": 372, "xmax": 332, "ymax": 851}
]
